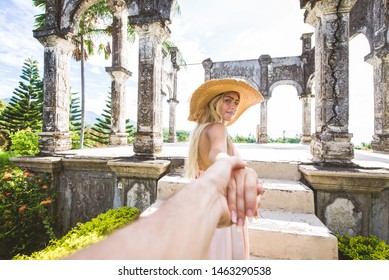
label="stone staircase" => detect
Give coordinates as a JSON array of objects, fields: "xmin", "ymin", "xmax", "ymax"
[{"xmin": 143, "ymin": 160, "xmax": 338, "ymax": 260}]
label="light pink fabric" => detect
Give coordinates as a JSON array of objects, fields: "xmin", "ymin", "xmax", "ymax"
[
  {"xmin": 197, "ymin": 126, "xmax": 249, "ymax": 259},
  {"xmin": 206, "ymin": 221, "xmax": 250, "ymax": 260},
  {"xmin": 197, "ymin": 169, "xmax": 250, "ymax": 260}
]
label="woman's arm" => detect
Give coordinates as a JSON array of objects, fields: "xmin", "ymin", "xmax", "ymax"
[{"xmin": 206, "ymin": 123, "xmax": 264, "ymax": 226}]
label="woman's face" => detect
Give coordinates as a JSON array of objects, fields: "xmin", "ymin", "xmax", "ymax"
[{"xmin": 220, "ymin": 92, "xmax": 240, "ymax": 123}]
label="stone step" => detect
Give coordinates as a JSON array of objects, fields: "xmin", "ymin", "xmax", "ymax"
[
  {"xmin": 249, "ymin": 209, "xmax": 338, "ymax": 260},
  {"xmin": 246, "ymin": 160, "xmax": 301, "ymax": 181},
  {"xmin": 141, "ymin": 201, "xmax": 338, "ymax": 260},
  {"xmin": 157, "ymin": 174, "xmax": 314, "ymax": 214},
  {"xmin": 153, "ymin": 170, "xmax": 338, "ymax": 260},
  {"xmin": 259, "ymin": 179, "xmax": 314, "ymax": 214}
]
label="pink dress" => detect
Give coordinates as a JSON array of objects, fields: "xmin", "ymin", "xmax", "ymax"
[
  {"xmin": 198, "ymin": 139, "xmax": 250, "ymax": 260},
  {"xmin": 206, "ymin": 220, "xmax": 250, "ymax": 259}
]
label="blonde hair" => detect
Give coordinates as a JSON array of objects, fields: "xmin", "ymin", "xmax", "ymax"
[{"xmin": 185, "ymin": 93, "xmax": 235, "ymax": 179}]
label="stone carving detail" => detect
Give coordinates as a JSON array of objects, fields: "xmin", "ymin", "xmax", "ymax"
[
  {"xmin": 325, "ymin": 197, "xmax": 362, "ymax": 236},
  {"xmin": 72, "ymin": 179, "xmax": 113, "ymax": 224},
  {"xmin": 141, "ymin": 0, "xmax": 155, "ymax": 13},
  {"xmin": 127, "ymin": 183, "xmax": 151, "ymax": 211},
  {"xmin": 138, "ymin": 64, "xmax": 154, "ymax": 129}
]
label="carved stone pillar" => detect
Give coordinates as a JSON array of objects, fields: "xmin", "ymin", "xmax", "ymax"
[
  {"xmin": 257, "ymin": 99, "xmax": 269, "ymax": 143},
  {"xmin": 133, "ymin": 22, "xmax": 170, "ymax": 157},
  {"xmin": 257, "ymin": 55, "xmax": 271, "ymax": 143},
  {"xmin": 304, "ymin": 0, "xmax": 357, "ymax": 164},
  {"xmin": 34, "ymin": 34, "xmax": 74, "ymax": 154},
  {"xmin": 167, "ymin": 99, "xmax": 178, "ymax": 143},
  {"xmin": 365, "ymin": 53, "xmax": 389, "ymax": 152},
  {"xmin": 301, "ymin": 96, "xmax": 312, "ymax": 144},
  {"xmin": 106, "ymin": 3, "xmax": 132, "ymax": 145},
  {"xmin": 167, "ymin": 47, "xmax": 180, "ymax": 143},
  {"xmin": 202, "ymin": 58, "xmax": 213, "ymax": 81}
]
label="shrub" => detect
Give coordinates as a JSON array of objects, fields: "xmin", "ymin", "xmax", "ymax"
[
  {"xmin": 14, "ymin": 206, "xmax": 141, "ymax": 260},
  {"xmin": 0, "ymin": 150, "xmax": 18, "ymax": 170},
  {"xmin": 0, "ymin": 166, "xmax": 54, "ymax": 259},
  {"xmin": 337, "ymin": 234, "xmax": 389, "ymax": 260},
  {"xmin": 9, "ymin": 129, "xmax": 39, "ymax": 155}
]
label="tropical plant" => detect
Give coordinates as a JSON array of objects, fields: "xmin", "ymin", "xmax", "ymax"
[
  {"xmin": 0, "ymin": 58, "xmax": 43, "ymax": 138},
  {"xmin": 337, "ymin": 234, "xmax": 389, "ymax": 260},
  {"xmin": 0, "ymin": 100, "xmax": 6, "ymax": 113},
  {"xmin": 69, "ymin": 91, "xmax": 82, "ymax": 149},
  {"xmin": 0, "ymin": 166, "xmax": 54, "ymax": 259},
  {"xmin": 176, "ymin": 130, "xmax": 190, "ymax": 142},
  {"xmin": 89, "ymin": 92, "xmax": 135, "ymax": 146},
  {"xmin": 9, "ymin": 129, "xmax": 40, "ymax": 156}
]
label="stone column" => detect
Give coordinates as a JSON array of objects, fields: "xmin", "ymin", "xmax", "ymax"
[
  {"xmin": 202, "ymin": 58, "xmax": 213, "ymax": 81},
  {"xmin": 34, "ymin": 34, "xmax": 74, "ymax": 154},
  {"xmin": 257, "ymin": 55, "xmax": 271, "ymax": 143},
  {"xmin": 167, "ymin": 99, "xmax": 178, "ymax": 142},
  {"xmin": 106, "ymin": 3, "xmax": 132, "ymax": 146},
  {"xmin": 300, "ymin": 96, "xmax": 312, "ymax": 144},
  {"xmin": 365, "ymin": 53, "xmax": 389, "ymax": 152},
  {"xmin": 133, "ymin": 22, "xmax": 170, "ymax": 157},
  {"xmin": 257, "ymin": 99, "xmax": 269, "ymax": 143},
  {"xmin": 167, "ymin": 47, "xmax": 180, "ymax": 143},
  {"xmin": 304, "ymin": 0, "xmax": 356, "ymax": 164}
]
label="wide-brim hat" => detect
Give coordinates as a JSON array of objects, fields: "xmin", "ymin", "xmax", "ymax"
[{"xmin": 188, "ymin": 78, "xmax": 264, "ymax": 126}]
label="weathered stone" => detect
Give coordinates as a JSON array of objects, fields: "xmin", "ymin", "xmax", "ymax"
[
  {"xmin": 300, "ymin": 164, "xmax": 389, "ymax": 241},
  {"xmin": 131, "ymin": 21, "xmax": 171, "ymax": 157},
  {"xmin": 325, "ymin": 197, "xmax": 362, "ymax": 236}
]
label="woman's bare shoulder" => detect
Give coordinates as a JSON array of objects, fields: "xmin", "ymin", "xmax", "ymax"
[
  {"xmin": 204, "ymin": 123, "xmax": 228, "ymax": 142},
  {"xmin": 205, "ymin": 123, "xmax": 227, "ymax": 133}
]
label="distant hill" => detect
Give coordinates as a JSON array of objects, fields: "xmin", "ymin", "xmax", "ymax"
[{"xmin": 85, "ymin": 111, "xmax": 99, "ymax": 125}]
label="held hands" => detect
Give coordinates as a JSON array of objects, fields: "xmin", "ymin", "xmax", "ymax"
[
  {"xmin": 200, "ymin": 156, "xmax": 264, "ymax": 228},
  {"xmin": 228, "ymin": 166, "xmax": 264, "ymax": 227}
]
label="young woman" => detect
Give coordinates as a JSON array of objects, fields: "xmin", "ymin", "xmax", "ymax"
[{"xmin": 186, "ymin": 78, "xmax": 265, "ymax": 259}]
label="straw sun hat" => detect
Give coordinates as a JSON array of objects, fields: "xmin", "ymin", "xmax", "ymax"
[{"xmin": 188, "ymin": 78, "xmax": 264, "ymax": 126}]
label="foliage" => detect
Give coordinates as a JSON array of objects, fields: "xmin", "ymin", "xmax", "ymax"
[
  {"xmin": 231, "ymin": 133, "xmax": 256, "ymax": 143},
  {"xmin": 176, "ymin": 130, "xmax": 190, "ymax": 142},
  {"xmin": 354, "ymin": 142, "xmax": 372, "ymax": 151},
  {"xmin": 0, "ymin": 166, "xmax": 54, "ymax": 259},
  {"xmin": 163, "ymin": 129, "xmax": 190, "ymax": 142},
  {"xmin": 0, "ymin": 150, "xmax": 18, "ymax": 170},
  {"xmin": 74, "ymin": 0, "xmax": 115, "ymax": 62},
  {"xmin": 162, "ymin": 40, "xmax": 187, "ymax": 68},
  {"xmin": 69, "ymin": 91, "xmax": 82, "ymax": 149},
  {"xmin": 14, "ymin": 206, "xmax": 140, "ymax": 260},
  {"xmin": 9, "ymin": 129, "xmax": 40, "ymax": 155},
  {"xmin": 268, "ymin": 136, "xmax": 301, "ymax": 144},
  {"xmin": 0, "ymin": 100, "xmax": 6, "ymax": 113},
  {"xmin": 88, "ymin": 92, "xmax": 135, "ymax": 146},
  {"xmin": 0, "ymin": 58, "xmax": 43, "ymax": 137},
  {"xmin": 32, "ymin": 0, "xmax": 46, "ymax": 30},
  {"xmin": 337, "ymin": 234, "xmax": 389, "ymax": 260},
  {"xmin": 70, "ymin": 91, "xmax": 82, "ymax": 133},
  {"xmin": 0, "ymin": 132, "xmax": 8, "ymax": 151}
]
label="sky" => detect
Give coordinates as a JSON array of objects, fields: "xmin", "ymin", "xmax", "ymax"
[{"xmin": 0, "ymin": 0, "xmax": 374, "ymax": 145}]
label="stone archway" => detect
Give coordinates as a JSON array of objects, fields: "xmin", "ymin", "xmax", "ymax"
[
  {"xmin": 33, "ymin": 0, "xmax": 177, "ymax": 156},
  {"xmin": 203, "ymin": 32, "xmax": 315, "ymax": 144}
]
